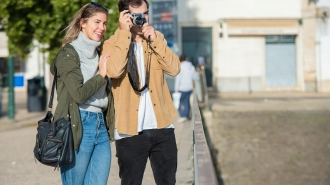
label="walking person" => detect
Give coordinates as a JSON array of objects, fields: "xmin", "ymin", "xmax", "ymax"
[
  {"xmin": 101, "ymin": 0, "xmax": 180, "ymax": 184},
  {"xmin": 50, "ymin": 2, "xmax": 115, "ymax": 185},
  {"xmin": 175, "ymin": 54, "xmax": 197, "ymax": 123}
]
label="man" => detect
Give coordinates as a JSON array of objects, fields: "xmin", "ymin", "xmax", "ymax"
[{"xmin": 101, "ymin": 0, "xmax": 180, "ymax": 184}]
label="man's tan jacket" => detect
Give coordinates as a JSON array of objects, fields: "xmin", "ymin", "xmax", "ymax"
[{"xmin": 101, "ymin": 29, "xmax": 180, "ymax": 136}]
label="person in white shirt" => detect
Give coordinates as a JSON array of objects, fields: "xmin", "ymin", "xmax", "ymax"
[{"xmin": 175, "ymin": 54, "xmax": 197, "ymax": 123}]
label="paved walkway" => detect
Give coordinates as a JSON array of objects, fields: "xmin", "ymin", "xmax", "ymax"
[{"xmin": 0, "ymin": 89, "xmax": 194, "ymax": 185}]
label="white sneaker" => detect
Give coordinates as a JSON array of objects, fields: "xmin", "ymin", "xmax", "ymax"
[{"xmin": 177, "ymin": 117, "xmax": 187, "ymax": 123}]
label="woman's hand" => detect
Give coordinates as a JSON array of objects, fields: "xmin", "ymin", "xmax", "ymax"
[
  {"xmin": 119, "ymin": 10, "xmax": 133, "ymax": 31},
  {"xmin": 98, "ymin": 52, "xmax": 111, "ymax": 78}
]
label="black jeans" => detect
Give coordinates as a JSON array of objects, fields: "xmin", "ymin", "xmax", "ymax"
[{"xmin": 115, "ymin": 128, "xmax": 177, "ymax": 185}]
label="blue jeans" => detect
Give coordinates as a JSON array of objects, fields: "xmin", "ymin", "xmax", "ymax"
[
  {"xmin": 60, "ymin": 110, "xmax": 111, "ymax": 185},
  {"xmin": 179, "ymin": 90, "xmax": 193, "ymax": 119}
]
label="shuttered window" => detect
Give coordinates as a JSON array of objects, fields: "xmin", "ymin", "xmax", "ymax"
[{"xmin": 265, "ymin": 35, "xmax": 297, "ymax": 87}]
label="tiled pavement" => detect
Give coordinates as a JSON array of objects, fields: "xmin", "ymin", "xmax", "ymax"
[{"xmin": 0, "ymin": 89, "xmax": 194, "ymax": 185}]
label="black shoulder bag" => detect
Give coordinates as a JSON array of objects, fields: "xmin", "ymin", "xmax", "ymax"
[
  {"xmin": 126, "ymin": 40, "xmax": 151, "ymax": 92},
  {"xmin": 33, "ymin": 67, "xmax": 74, "ymax": 170}
]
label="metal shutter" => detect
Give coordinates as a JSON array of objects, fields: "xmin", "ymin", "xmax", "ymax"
[{"xmin": 265, "ymin": 36, "xmax": 297, "ymax": 87}]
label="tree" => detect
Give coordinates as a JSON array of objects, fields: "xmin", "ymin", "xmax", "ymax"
[{"xmin": 0, "ymin": 0, "xmax": 119, "ymax": 62}]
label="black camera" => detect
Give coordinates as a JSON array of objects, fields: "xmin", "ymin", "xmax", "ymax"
[{"xmin": 131, "ymin": 13, "xmax": 146, "ymax": 26}]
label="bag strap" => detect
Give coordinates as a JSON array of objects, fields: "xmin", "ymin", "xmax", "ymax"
[
  {"xmin": 48, "ymin": 49, "xmax": 62, "ymax": 110},
  {"xmin": 126, "ymin": 40, "xmax": 151, "ymax": 92},
  {"xmin": 48, "ymin": 68, "xmax": 57, "ymax": 110},
  {"xmin": 47, "ymin": 44, "xmax": 69, "ymax": 110},
  {"xmin": 47, "ymin": 45, "xmax": 72, "ymax": 122}
]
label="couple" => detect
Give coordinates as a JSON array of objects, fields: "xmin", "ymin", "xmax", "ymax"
[{"xmin": 50, "ymin": 0, "xmax": 180, "ymax": 185}]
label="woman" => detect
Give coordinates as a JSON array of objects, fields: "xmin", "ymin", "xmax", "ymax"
[
  {"xmin": 50, "ymin": 2, "xmax": 114, "ymax": 185},
  {"xmin": 174, "ymin": 54, "xmax": 197, "ymax": 123}
]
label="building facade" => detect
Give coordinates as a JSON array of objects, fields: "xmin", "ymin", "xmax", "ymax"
[
  {"xmin": 0, "ymin": 33, "xmax": 50, "ymax": 91},
  {"xmin": 1, "ymin": 0, "xmax": 327, "ymax": 94},
  {"xmin": 171, "ymin": 0, "xmax": 327, "ymax": 93},
  {"xmin": 315, "ymin": 0, "xmax": 330, "ymax": 92}
]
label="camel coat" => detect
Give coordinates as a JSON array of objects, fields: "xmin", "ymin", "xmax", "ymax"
[{"xmin": 101, "ymin": 29, "xmax": 180, "ymax": 135}]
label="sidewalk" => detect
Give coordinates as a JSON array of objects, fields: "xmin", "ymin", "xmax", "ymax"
[
  {"xmin": 208, "ymin": 91, "xmax": 330, "ymax": 112},
  {"xmin": 0, "ymin": 89, "xmax": 194, "ymax": 185},
  {"xmin": 209, "ymin": 91, "xmax": 330, "ymax": 99},
  {"xmin": 0, "ymin": 89, "xmax": 46, "ymax": 131}
]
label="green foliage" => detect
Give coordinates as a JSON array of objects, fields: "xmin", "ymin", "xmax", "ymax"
[{"xmin": 0, "ymin": 0, "xmax": 120, "ymax": 62}]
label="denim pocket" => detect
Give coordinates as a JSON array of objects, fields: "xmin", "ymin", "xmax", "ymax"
[{"xmin": 79, "ymin": 111, "xmax": 90, "ymax": 125}]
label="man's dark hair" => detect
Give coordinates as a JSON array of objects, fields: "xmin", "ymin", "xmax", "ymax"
[
  {"xmin": 118, "ymin": 0, "xmax": 149, "ymax": 12},
  {"xmin": 179, "ymin": 54, "xmax": 188, "ymax": 62}
]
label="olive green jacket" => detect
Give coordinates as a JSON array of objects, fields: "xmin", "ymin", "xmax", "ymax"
[{"xmin": 50, "ymin": 44, "xmax": 115, "ymax": 151}]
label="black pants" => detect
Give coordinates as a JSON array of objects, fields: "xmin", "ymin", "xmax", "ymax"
[{"xmin": 115, "ymin": 128, "xmax": 177, "ymax": 185}]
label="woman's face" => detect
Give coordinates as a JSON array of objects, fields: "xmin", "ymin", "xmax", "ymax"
[{"xmin": 81, "ymin": 12, "xmax": 107, "ymax": 41}]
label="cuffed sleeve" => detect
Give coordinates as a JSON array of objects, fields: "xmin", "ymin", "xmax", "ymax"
[{"xmin": 149, "ymin": 31, "xmax": 180, "ymax": 76}]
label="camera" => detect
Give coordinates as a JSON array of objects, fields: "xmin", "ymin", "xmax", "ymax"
[{"xmin": 131, "ymin": 13, "xmax": 146, "ymax": 26}]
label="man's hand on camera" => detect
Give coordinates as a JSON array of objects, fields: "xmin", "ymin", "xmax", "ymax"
[
  {"xmin": 142, "ymin": 23, "xmax": 157, "ymax": 42},
  {"xmin": 119, "ymin": 10, "xmax": 132, "ymax": 31}
]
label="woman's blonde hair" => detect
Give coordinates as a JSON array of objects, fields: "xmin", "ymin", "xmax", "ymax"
[{"xmin": 62, "ymin": 3, "xmax": 108, "ymax": 46}]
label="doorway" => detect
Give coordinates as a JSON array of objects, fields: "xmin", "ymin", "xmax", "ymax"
[{"xmin": 182, "ymin": 27, "xmax": 213, "ymax": 87}]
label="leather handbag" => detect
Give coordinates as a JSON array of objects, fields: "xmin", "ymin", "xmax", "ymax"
[{"xmin": 33, "ymin": 68, "xmax": 74, "ymax": 169}]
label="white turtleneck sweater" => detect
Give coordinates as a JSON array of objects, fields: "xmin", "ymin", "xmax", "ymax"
[{"xmin": 70, "ymin": 32, "xmax": 108, "ymax": 112}]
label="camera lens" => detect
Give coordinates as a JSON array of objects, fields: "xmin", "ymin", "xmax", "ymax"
[
  {"xmin": 131, "ymin": 14, "xmax": 146, "ymax": 26},
  {"xmin": 135, "ymin": 18, "xmax": 143, "ymax": 25}
]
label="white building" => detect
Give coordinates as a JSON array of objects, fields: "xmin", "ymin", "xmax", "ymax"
[
  {"xmin": 315, "ymin": 0, "xmax": 330, "ymax": 92},
  {"xmin": 1, "ymin": 0, "xmax": 327, "ymax": 94},
  {"xmin": 174, "ymin": 0, "xmax": 327, "ymax": 92},
  {"xmin": 0, "ymin": 32, "xmax": 50, "ymax": 91},
  {"xmin": 0, "ymin": 32, "xmax": 9, "ymax": 58}
]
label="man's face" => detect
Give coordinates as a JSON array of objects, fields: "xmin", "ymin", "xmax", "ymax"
[{"xmin": 129, "ymin": 1, "xmax": 149, "ymax": 31}]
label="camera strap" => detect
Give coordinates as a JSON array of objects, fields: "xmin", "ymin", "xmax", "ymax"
[{"xmin": 126, "ymin": 39, "xmax": 151, "ymax": 92}]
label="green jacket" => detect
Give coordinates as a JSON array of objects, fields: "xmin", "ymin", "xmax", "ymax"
[{"xmin": 50, "ymin": 44, "xmax": 115, "ymax": 151}]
